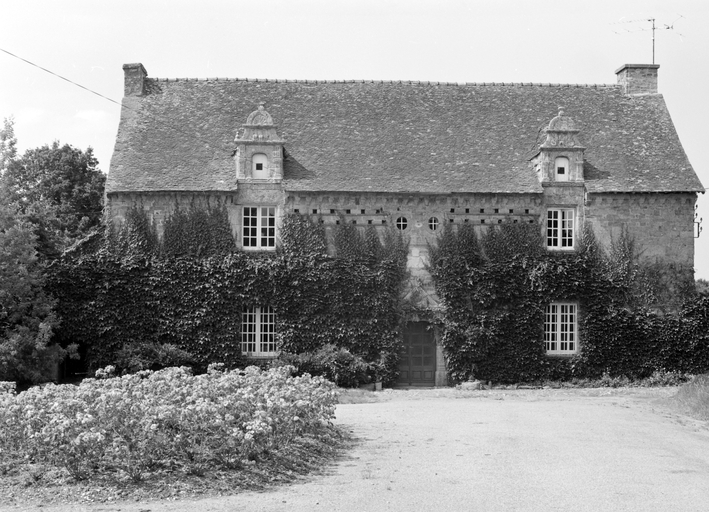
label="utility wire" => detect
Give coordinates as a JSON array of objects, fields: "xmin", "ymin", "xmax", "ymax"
[
  {"xmin": 1, "ymin": 48, "xmax": 123, "ymax": 108},
  {"xmin": 0, "ymin": 47, "xmax": 236, "ymax": 161}
]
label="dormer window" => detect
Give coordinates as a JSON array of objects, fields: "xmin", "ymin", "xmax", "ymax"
[
  {"xmin": 252, "ymin": 153, "xmax": 269, "ymax": 179},
  {"xmin": 555, "ymin": 156, "xmax": 569, "ymax": 182}
]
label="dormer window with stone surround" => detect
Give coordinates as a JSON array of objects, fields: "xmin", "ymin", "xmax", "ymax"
[
  {"xmin": 537, "ymin": 110, "xmax": 585, "ymax": 184},
  {"xmin": 234, "ymin": 104, "xmax": 285, "ymax": 181}
]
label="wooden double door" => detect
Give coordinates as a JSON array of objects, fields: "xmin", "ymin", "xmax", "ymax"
[{"xmin": 397, "ymin": 322, "xmax": 436, "ymax": 386}]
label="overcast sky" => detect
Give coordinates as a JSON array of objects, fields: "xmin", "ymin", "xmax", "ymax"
[{"xmin": 2, "ymin": 0, "xmax": 708, "ymax": 278}]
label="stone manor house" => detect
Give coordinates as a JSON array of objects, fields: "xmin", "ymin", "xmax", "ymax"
[{"xmin": 106, "ymin": 63, "xmax": 704, "ymax": 387}]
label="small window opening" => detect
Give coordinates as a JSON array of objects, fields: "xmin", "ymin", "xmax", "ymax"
[
  {"xmin": 252, "ymin": 153, "xmax": 269, "ymax": 179},
  {"xmin": 312, "ymin": 209, "xmax": 318, "ymax": 214},
  {"xmin": 480, "ymin": 208, "xmax": 485, "ymax": 213},
  {"xmin": 555, "ymin": 157, "xmax": 570, "ymax": 182},
  {"xmin": 428, "ymin": 217, "xmax": 439, "ymax": 231},
  {"xmin": 465, "ymin": 208, "xmax": 470, "ymax": 214},
  {"xmin": 368, "ymin": 219, "xmax": 373, "ymax": 225},
  {"xmin": 361, "ymin": 209, "xmax": 366, "ymax": 214},
  {"xmin": 346, "ymin": 209, "xmax": 351, "ymax": 214},
  {"xmin": 481, "ymin": 219, "xmax": 486, "ymax": 224},
  {"xmin": 450, "ymin": 208, "xmax": 455, "ymax": 213},
  {"xmin": 396, "ymin": 217, "xmax": 408, "ymax": 230},
  {"xmin": 494, "ymin": 208, "xmax": 499, "ymax": 214},
  {"xmin": 509, "ymin": 209, "xmax": 514, "ymax": 214},
  {"xmin": 294, "ymin": 209, "xmax": 300, "ymax": 213},
  {"xmin": 330, "ymin": 209, "xmax": 335, "ymax": 214},
  {"xmin": 525, "ymin": 209, "xmax": 530, "ymax": 214}
]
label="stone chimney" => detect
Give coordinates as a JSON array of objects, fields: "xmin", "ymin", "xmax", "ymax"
[
  {"xmin": 615, "ymin": 64, "xmax": 659, "ymax": 95},
  {"xmin": 122, "ymin": 63, "xmax": 148, "ymax": 97}
]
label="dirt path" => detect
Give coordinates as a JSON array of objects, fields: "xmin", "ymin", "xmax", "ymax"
[{"xmin": 6, "ymin": 387, "xmax": 709, "ymax": 512}]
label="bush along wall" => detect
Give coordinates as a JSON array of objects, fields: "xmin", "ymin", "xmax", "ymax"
[
  {"xmin": 429, "ymin": 222, "xmax": 709, "ymax": 384},
  {"xmin": 47, "ymin": 208, "xmax": 407, "ymax": 384}
]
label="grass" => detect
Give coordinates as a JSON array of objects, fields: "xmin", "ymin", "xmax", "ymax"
[{"xmin": 673, "ymin": 374, "xmax": 709, "ymax": 421}]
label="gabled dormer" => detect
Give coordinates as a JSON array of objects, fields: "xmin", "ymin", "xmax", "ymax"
[
  {"xmin": 537, "ymin": 109, "xmax": 585, "ymax": 184},
  {"xmin": 234, "ymin": 104, "xmax": 286, "ymax": 181}
]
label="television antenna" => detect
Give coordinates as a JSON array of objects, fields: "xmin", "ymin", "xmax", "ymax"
[{"xmin": 611, "ymin": 15, "xmax": 685, "ymax": 64}]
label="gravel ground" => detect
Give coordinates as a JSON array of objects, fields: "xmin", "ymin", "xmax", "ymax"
[{"xmin": 4, "ymin": 386, "xmax": 709, "ymax": 512}]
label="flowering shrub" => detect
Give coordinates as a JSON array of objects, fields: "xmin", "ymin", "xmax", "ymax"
[{"xmin": 0, "ymin": 366, "xmax": 337, "ymax": 482}]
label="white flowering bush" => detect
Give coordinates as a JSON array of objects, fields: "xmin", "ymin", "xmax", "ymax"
[{"xmin": 0, "ymin": 365, "xmax": 337, "ymax": 482}]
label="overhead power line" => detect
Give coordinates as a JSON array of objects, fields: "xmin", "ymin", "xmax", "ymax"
[
  {"xmin": 0, "ymin": 48, "xmax": 123, "ymax": 107},
  {"xmin": 0, "ymin": 47, "xmax": 234, "ymax": 166}
]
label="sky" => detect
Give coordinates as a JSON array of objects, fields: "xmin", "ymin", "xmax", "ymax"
[{"xmin": 1, "ymin": 0, "xmax": 708, "ymax": 278}]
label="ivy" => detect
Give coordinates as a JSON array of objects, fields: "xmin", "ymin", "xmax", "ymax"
[
  {"xmin": 48, "ymin": 211, "xmax": 408, "ymax": 384},
  {"xmin": 430, "ymin": 222, "xmax": 708, "ymax": 383}
]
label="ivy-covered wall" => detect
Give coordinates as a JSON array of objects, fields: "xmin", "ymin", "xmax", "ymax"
[
  {"xmin": 48, "ymin": 208, "xmax": 407, "ymax": 383},
  {"xmin": 429, "ymin": 222, "xmax": 709, "ymax": 383}
]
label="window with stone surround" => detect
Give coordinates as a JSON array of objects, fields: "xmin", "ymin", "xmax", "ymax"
[
  {"xmin": 546, "ymin": 208, "xmax": 574, "ymax": 250},
  {"xmin": 241, "ymin": 306, "xmax": 276, "ymax": 357},
  {"xmin": 555, "ymin": 156, "xmax": 570, "ymax": 182},
  {"xmin": 252, "ymin": 153, "xmax": 269, "ymax": 179},
  {"xmin": 544, "ymin": 303, "xmax": 577, "ymax": 355},
  {"xmin": 242, "ymin": 206, "xmax": 276, "ymax": 250}
]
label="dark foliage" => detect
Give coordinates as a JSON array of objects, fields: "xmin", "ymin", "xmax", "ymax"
[
  {"xmin": 1, "ymin": 141, "xmax": 105, "ymax": 261},
  {"xmin": 47, "ymin": 212, "xmax": 407, "ymax": 384},
  {"xmin": 430, "ymin": 222, "xmax": 709, "ymax": 383}
]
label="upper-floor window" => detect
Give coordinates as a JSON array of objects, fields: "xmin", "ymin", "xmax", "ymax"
[
  {"xmin": 243, "ymin": 206, "xmax": 276, "ymax": 250},
  {"xmin": 241, "ymin": 306, "xmax": 276, "ymax": 357},
  {"xmin": 546, "ymin": 208, "xmax": 574, "ymax": 250},
  {"xmin": 252, "ymin": 153, "xmax": 269, "ymax": 179},
  {"xmin": 545, "ymin": 302, "xmax": 577, "ymax": 355},
  {"xmin": 555, "ymin": 156, "xmax": 569, "ymax": 182}
]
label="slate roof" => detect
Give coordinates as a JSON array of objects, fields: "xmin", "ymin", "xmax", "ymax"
[{"xmin": 107, "ymin": 75, "xmax": 704, "ymax": 195}]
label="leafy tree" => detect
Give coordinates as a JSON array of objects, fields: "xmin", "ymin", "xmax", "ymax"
[
  {"xmin": 697, "ymin": 279, "xmax": 709, "ymax": 296},
  {"xmin": 1, "ymin": 141, "xmax": 105, "ymax": 260},
  {"xmin": 0, "ymin": 116, "xmax": 17, "ymax": 173},
  {"xmin": 0, "ymin": 203, "xmax": 70, "ymax": 384}
]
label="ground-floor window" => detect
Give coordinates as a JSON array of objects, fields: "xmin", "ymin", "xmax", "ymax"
[
  {"xmin": 544, "ymin": 302, "xmax": 577, "ymax": 355},
  {"xmin": 241, "ymin": 306, "xmax": 277, "ymax": 357}
]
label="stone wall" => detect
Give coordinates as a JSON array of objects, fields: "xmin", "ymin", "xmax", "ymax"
[{"xmin": 585, "ymin": 192, "xmax": 697, "ymax": 265}]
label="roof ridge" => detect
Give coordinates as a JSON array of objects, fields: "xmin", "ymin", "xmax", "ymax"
[{"xmin": 151, "ymin": 77, "xmax": 618, "ymax": 88}]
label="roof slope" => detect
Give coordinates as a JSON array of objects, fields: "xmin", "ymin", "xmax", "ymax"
[{"xmin": 107, "ymin": 77, "xmax": 704, "ymax": 195}]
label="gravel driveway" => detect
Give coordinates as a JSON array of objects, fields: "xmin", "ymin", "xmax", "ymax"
[{"xmin": 8, "ymin": 387, "xmax": 709, "ymax": 512}]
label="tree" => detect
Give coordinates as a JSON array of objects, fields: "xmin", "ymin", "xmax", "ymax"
[
  {"xmin": 0, "ymin": 116, "xmax": 17, "ymax": 173},
  {"xmin": 0, "ymin": 203, "xmax": 69, "ymax": 384},
  {"xmin": 1, "ymin": 141, "xmax": 106, "ymax": 260},
  {"xmin": 697, "ymin": 279, "xmax": 709, "ymax": 296}
]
